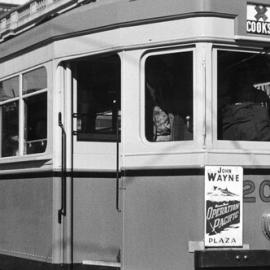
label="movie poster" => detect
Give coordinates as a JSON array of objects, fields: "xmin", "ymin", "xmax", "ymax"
[{"xmin": 205, "ymin": 166, "xmax": 243, "ymax": 247}]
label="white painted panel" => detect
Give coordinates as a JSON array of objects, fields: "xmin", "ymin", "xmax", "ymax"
[
  {"xmin": 0, "ymin": 45, "xmax": 53, "ymax": 78},
  {"xmin": 53, "ymin": 17, "xmax": 234, "ymax": 59}
]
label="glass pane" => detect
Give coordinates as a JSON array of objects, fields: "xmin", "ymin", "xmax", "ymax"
[
  {"xmin": 1, "ymin": 101, "xmax": 19, "ymax": 157},
  {"xmin": 76, "ymin": 54, "xmax": 121, "ymax": 141},
  {"xmin": 24, "ymin": 92, "xmax": 47, "ymax": 154},
  {"xmin": 0, "ymin": 76, "xmax": 19, "ymax": 102},
  {"xmin": 145, "ymin": 51, "xmax": 193, "ymax": 142},
  {"xmin": 23, "ymin": 67, "xmax": 47, "ymax": 95},
  {"xmin": 218, "ymin": 51, "xmax": 270, "ymax": 141}
]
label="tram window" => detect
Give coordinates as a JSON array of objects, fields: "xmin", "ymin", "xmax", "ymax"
[
  {"xmin": 75, "ymin": 54, "xmax": 121, "ymax": 142},
  {"xmin": 145, "ymin": 51, "xmax": 193, "ymax": 142},
  {"xmin": 24, "ymin": 93, "xmax": 47, "ymax": 154},
  {"xmin": 23, "ymin": 67, "xmax": 47, "ymax": 154},
  {"xmin": 0, "ymin": 76, "xmax": 19, "ymax": 157},
  {"xmin": 23, "ymin": 67, "xmax": 47, "ymax": 95},
  {"xmin": 218, "ymin": 50, "xmax": 270, "ymax": 141}
]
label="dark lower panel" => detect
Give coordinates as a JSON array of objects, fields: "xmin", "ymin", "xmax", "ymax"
[
  {"xmin": 195, "ymin": 250, "xmax": 270, "ymax": 269},
  {"xmin": 0, "ymin": 255, "xmax": 120, "ymax": 270},
  {"xmin": 195, "ymin": 267, "xmax": 270, "ymax": 270}
]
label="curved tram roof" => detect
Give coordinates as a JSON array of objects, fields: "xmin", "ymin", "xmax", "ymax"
[{"xmin": 0, "ymin": 0, "xmax": 268, "ymax": 60}]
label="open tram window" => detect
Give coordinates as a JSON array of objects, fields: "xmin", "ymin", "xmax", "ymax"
[
  {"xmin": 145, "ymin": 51, "xmax": 193, "ymax": 142},
  {"xmin": 217, "ymin": 50, "xmax": 270, "ymax": 141},
  {"xmin": 75, "ymin": 54, "xmax": 121, "ymax": 142},
  {"xmin": 0, "ymin": 76, "xmax": 19, "ymax": 157},
  {"xmin": 23, "ymin": 67, "xmax": 47, "ymax": 154}
]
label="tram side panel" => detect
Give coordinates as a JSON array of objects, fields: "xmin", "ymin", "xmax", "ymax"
[
  {"xmin": 0, "ymin": 176, "xmax": 53, "ymax": 263},
  {"xmin": 243, "ymin": 173, "xmax": 270, "ymax": 250},
  {"xmin": 73, "ymin": 176, "xmax": 122, "ymax": 264},
  {"xmin": 123, "ymin": 174, "xmax": 204, "ymax": 270},
  {"xmin": 123, "ymin": 172, "xmax": 270, "ymax": 270}
]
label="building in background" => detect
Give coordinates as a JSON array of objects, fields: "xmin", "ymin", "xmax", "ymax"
[
  {"xmin": 0, "ymin": 3, "xmax": 17, "ymax": 16},
  {"xmin": 0, "ymin": 0, "xmax": 28, "ymax": 16}
]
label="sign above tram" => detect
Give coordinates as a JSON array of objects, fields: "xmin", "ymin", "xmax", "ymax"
[{"xmin": 247, "ymin": 3, "xmax": 270, "ymax": 35}]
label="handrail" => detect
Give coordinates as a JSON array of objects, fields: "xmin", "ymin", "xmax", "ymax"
[
  {"xmin": 25, "ymin": 138, "xmax": 47, "ymax": 144},
  {"xmin": 116, "ymin": 115, "xmax": 121, "ymax": 212},
  {"xmin": 58, "ymin": 112, "xmax": 67, "ymax": 224},
  {"xmin": 113, "ymin": 99, "xmax": 121, "ymax": 213},
  {"xmin": 0, "ymin": 0, "xmax": 96, "ymax": 42}
]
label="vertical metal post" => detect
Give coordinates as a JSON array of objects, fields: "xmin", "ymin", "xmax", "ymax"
[
  {"xmin": 58, "ymin": 112, "xmax": 67, "ymax": 224},
  {"xmin": 114, "ymin": 99, "xmax": 121, "ymax": 213}
]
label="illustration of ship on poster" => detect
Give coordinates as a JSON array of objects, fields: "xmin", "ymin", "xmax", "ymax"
[{"xmin": 205, "ymin": 166, "xmax": 243, "ymax": 247}]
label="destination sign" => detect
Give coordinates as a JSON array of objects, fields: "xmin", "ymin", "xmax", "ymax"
[
  {"xmin": 205, "ymin": 166, "xmax": 243, "ymax": 247},
  {"xmin": 247, "ymin": 3, "xmax": 270, "ymax": 35}
]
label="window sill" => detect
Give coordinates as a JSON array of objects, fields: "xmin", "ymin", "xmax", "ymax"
[{"xmin": 0, "ymin": 153, "xmax": 52, "ymax": 164}]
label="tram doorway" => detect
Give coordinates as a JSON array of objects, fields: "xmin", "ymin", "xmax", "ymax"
[{"xmin": 62, "ymin": 53, "xmax": 122, "ymax": 266}]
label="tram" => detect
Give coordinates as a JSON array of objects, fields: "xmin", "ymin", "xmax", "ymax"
[{"xmin": 1, "ymin": 0, "xmax": 270, "ymax": 269}]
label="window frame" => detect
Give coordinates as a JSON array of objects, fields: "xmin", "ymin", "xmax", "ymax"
[
  {"xmin": 56, "ymin": 52, "xmax": 123, "ymax": 172},
  {"xmin": 212, "ymin": 45, "xmax": 270, "ymax": 151},
  {"xmin": 0, "ymin": 66, "xmax": 48, "ymax": 159},
  {"xmin": 22, "ymin": 67, "xmax": 48, "ymax": 155},
  {"xmin": 141, "ymin": 47, "xmax": 195, "ymax": 145}
]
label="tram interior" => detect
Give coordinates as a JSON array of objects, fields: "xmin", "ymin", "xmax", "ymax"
[
  {"xmin": 1, "ymin": 101, "xmax": 19, "ymax": 157},
  {"xmin": 0, "ymin": 77, "xmax": 19, "ymax": 157},
  {"xmin": 218, "ymin": 50, "xmax": 270, "ymax": 141},
  {"xmin": 24, "ymin": 92, "xmax": 47, "ymax": 154},
  {"xmin": 145, "ymin": 51, "xmax": 193, "ymax": 142},
  {"xmin": 74, "ymin": 51, "xmax": 194, "ymax": 144},
  {"xmin": 74, "ymin": 54, "xmax": 121, "ymax": 142}
]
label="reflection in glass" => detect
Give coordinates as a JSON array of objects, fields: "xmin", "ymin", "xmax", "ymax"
[
  {"xmin": 23, "ymin": 67, "xmax": 47, "ymax": 95},
  {"xmin": 0, "ymin": 76, "xmax": 19, "ymax": 102}
]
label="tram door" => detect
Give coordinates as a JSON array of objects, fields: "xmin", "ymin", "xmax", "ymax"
[{"xmin": 68, "ymin": 54, "xmax": 122, "ymax": 266}]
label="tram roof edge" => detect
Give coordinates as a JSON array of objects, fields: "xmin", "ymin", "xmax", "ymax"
[{"xmin": 0, "ymin": 0, "xmax": 267, "ymax": 60}]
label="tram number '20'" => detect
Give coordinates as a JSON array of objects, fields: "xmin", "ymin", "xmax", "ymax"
[{"xmin": 244, "ymin": 180, "xmax": 270, "ymax": 203}]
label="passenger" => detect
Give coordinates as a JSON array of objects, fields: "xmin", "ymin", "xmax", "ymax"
[
  {"xmin": 145, "ymin": 57, "xmax": 193, "ymax": 142},
  {"xmin": 146, "ymin": 81, "xmax": 173, "ymax": 142},
  {"xmin": 145, "ymin": 58, "xmax": 174, "ymax": 142},
  {"xmin": 222, "ymin": 69, "xmax": 270, "ymax": 141}
]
